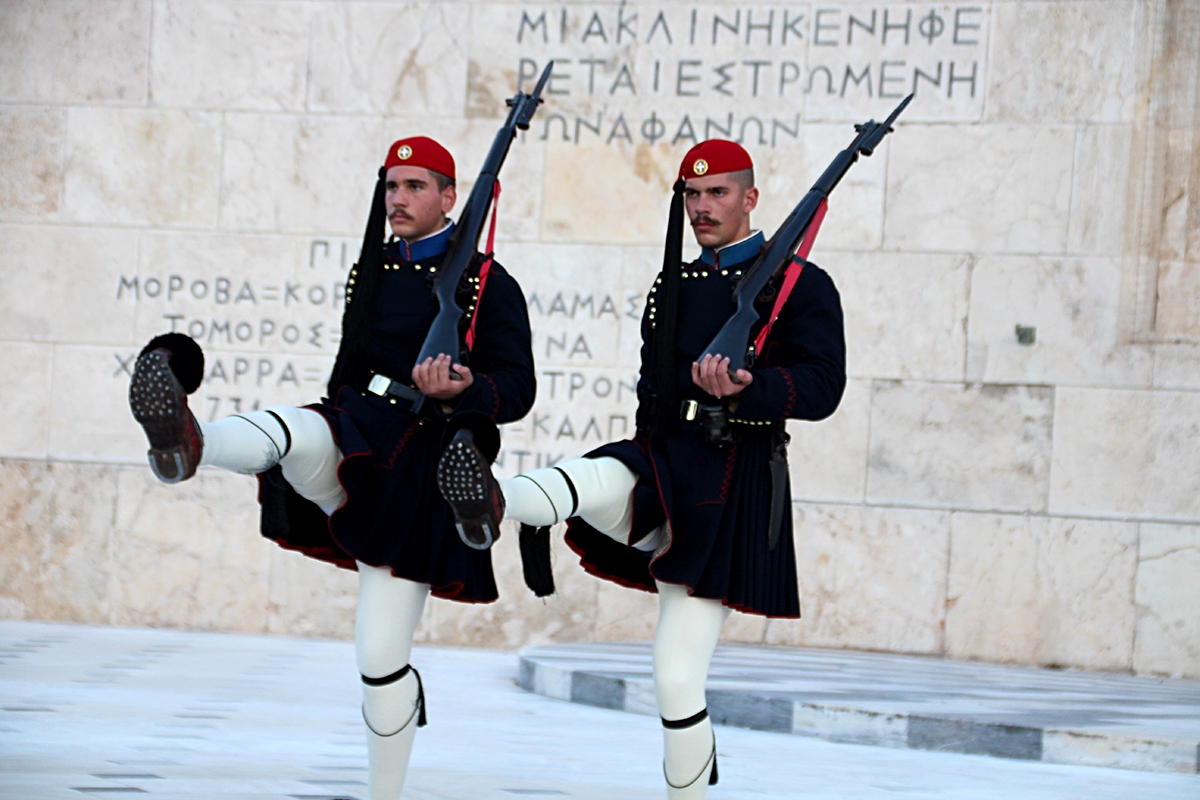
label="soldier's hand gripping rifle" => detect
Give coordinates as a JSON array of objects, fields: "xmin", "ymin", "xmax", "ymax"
[
  {"xmin": 413, "ymin": 62, "xmax": 553, "ymax": 385},
  {"xmin": 700, "ymin": 93, "xmax": 913, "ymax": 375}
]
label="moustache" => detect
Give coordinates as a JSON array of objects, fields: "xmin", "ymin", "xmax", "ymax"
[
  {"xmin": 690, "ymin": 214, "xmax": 719, "ymax": 227},
  {"xmin": 390, "ymin": 211, "xmax": 413, "ymax": 222}
]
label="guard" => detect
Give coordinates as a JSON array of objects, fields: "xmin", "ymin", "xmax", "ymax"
[
  {"xmin": 129, "ymin": 135, "xmax": 535, "ymax": 800},
  {"xmin": 439, "ymin": 139, "xmax": 846, "ymax": 798}
]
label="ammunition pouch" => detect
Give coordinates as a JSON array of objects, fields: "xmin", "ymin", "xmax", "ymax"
[{"xmin": 681, "ymin": 400, "xmax": 734, "ymax": 448}]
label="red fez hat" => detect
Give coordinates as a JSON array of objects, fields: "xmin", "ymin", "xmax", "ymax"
[
  {"xmin": 678, "ymin": 139, "xmax": 753, "ymax": 181},
  {"xmin": 384, "ymin": 136, "xmax": 455, "ymax": 181}
]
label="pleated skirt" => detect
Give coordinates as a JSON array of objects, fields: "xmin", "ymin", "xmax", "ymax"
[{"xmin": 564, "ymin": 424, "xmax": 800, "ymax": 618}]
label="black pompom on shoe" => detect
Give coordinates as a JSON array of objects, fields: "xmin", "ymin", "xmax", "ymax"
[{"xmin": 139, "ymin": 332, "xmax": 204, "ymax": 394}]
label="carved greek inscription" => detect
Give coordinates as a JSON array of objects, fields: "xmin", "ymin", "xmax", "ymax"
[
  {"xmin": 470, "ymin": 3, "xmax": 990, "ymax": 131},
  {"xmin": 108, "ymin": 238, "xmax": 356, "ymax": 414}
]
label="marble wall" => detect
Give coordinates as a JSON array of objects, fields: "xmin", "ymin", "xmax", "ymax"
[{"xmin": 1, "ymin": 0, "xmax": 1197, "ymax": 679}]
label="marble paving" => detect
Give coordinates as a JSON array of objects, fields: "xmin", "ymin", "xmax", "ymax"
[
  {"xmin": 2, "ymin": 621, "xmax": 1199, "ymax": 799},
  {"xmin": 519, "ymin": 641, "xmax": 1200, "ymax": 775}
]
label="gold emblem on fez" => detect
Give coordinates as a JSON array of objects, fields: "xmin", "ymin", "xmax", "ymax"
[
  {"xmin": 693, "ymin": 158, "xmax": 709, "ymax": 176},
  {"xmin": 398, "ymin": 145, "xmax": 413, "ymax": 160}
]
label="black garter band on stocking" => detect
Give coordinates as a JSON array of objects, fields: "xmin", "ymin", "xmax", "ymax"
[
  {"xmin": 661, "ymin": 708, "xmax": 718, "ymax": 786},
  {"xmin": 361, "ymin": 664, "xmax": 427, "ymax": 734},
  {"xmin": 552, "ymin": 466, "xmax": 579, "ymax": 517},
  {"xmin": 661, "ymin": 708, "xmax": 709, "ymax": 729}
]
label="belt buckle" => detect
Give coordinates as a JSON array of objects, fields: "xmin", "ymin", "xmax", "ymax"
[
  {"xmin": 367, "ymin": 374, "xmax": 391, "ymax": 396},
  {"xmin": 680, "ymin": 399, "xmax": 699, "ymax": 422}
]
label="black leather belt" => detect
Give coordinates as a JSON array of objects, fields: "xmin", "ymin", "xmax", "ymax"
[{"xmin": 367, "ymin": 373, "xmax": 426, "ymax": 413}]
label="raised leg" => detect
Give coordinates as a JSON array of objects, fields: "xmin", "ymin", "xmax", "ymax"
[
  {"xmin": 356, "ymin": 563, "xmax": 430, "ymax": 800},
  {"xmin": 499, "ymin": 456, "xmax": 644, "ymax": 545},
  {"xmin": 197, "ymin": 405, "xmax": 345, "ymax": 514},
  {"xmin": 653, "ymin": 581, "xmax": 731, "ymax": 799}
]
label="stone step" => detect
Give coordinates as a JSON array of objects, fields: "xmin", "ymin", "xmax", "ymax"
[{"xmin": 518, "ymin": 642, "xmax": 1200, "ymax": 775}]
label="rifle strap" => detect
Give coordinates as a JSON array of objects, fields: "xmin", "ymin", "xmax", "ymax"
[
  {"xmin": 465, "ymin": 180, "xmax": 501, "ymax": 353},
  {"xmin": 753, "ymin": 198, "xmax": 828, "ymax": 355}
]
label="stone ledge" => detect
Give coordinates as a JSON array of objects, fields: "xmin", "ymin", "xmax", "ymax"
[{"xmin": 518, "ymin": 642, "xmax": 1200, "ymax": 775}]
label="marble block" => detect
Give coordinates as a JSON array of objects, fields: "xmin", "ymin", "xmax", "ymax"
[
  {"xmin": 461, "ymin": 521, "xmax": 599, "ymax": 649},
  {"xmin": 499, "ymin": 240, "xmax": 632, "ymax": 369},
  {"xmin": 149, "ymin": 0, "xmax": 312, "ymax": 111},
  {"xmin": 0, "ymin": 343, "xmax": 53, "ymax": 459},
  {"xmin": 1067, "ymin": 124, "xmax": 1133, "ymax": 256},
  {"xmin": 0, "ymin": 224, "xmax": 138, "ymax": 344},
  {"xmin": 309, "ymin": 2, "xmax": 469, "ymax": 116},
  {"xmin": 821, "ymin": 251, "xmax": 970, "ymax": 382},
  {"xmin": 130, "ymin": 230, "xmax": 345, "ymax": 357},
  {"xmin": 617, "ymin": 245, "xmax": 669, "ymax": 361},
  {"xmin": 767, "ymin": 502, "xmax": 950, "ymax": 654},
  {"xmin": 498, "ymin": 365, "xmax": 640, "ymax": 472},
  {"xmin": 1049, "ymin": 388, "xmax": 1200, "ymax": 521},
  {"xmin": 64, "ymin": 108, "xmax": 222, "ymax": 228},
  {"xmin": 1153, "ymin": 343, "xmax": 1200, "ymax": 391},
  {"xmin": 753, "ymin": 124, "xmax": 886, "ymax": 253},
  {"xmin": 0, "ymin": 107, "xmax": 65, "ymax": 221},
  {"xmin": 110, "ymin": 467, "xmax": 271, "ymax": 632},
  {"xmin": 1153, "ymin": 261, "xmax": 1200, "ymax": 342},
  {"xmin": 184, "ymin": 351, "xmax": 338, "ymax": 423},
  {"xmin": 867, "ymin": 381, "xmax": 1054, "ymax": 512},
  {"xmin": 987, "ymin": 1, "xmax": 1139, "ymax": 124},
  {"xmin": 787, "ymin": 377, "xmax": 870, "ymax": 504},
  {"xmin": 965, "ymin": 255, "xmax": 1152, "ymax": 387},
  {"xmin": 264, "ymin": 546, "xmax": 356, "ymax": 639},
  {"xmin": 542, "ymin": 141, "xmax": 678, "ymax": 245},
  {"xmin": 466, "ymin": 3, "xmax": 816, "ymax": 121},
  {"xmin": 411, "ymin": 521, "xmax": 595, "ymax": 649},
  {"xmin": 593, "ymin": 578, "xmax": 658, "ymax": 642},
  {"xmin": 721, "ymin": 609, "xmax": 768, "ymax": 645},
  {"xmin": 803, "ymin": 5, "xmax": 990, "ymax": 124},
  {"xmin": 48, "ymin": 345, "xmax": 146, "ymax": 464},
  {"xmin": 0, "ymin": 0, "xmax": 150, "ymax": 104},
  {"xmin": 0, "ymin": 460, "xmax": 117, "ymax": 624},
  {"xmin": 884, "ymin": 123, "xmax": 1074, "ymax": 255},
  {"xmin": 220, "ymin": 113, "xmax": 383, "ymax": 235},
  {"xmin": 1133, "ymin": 523, "xmax": 1200, "ymax": 679},
  {"xmin": 946, "ymin": 512, "xmax": 1137, "ymax": 670}
]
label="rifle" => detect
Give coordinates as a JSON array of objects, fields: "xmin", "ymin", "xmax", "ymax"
[
  {"xmin": 701, "ymin": 93, "xmax": 913, "ymax": 375},
  {"xmin": 414, "ymin": 62, "xmax": 553, "ymax": 380}
]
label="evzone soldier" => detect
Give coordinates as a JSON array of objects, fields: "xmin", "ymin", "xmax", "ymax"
[
  {"xmin": 438, "ymin": 140, "xmax": 846, "ymax": 798},
  {"xmin": 128, "ymin": 136, "xmax": 535, "ymax": 799}
]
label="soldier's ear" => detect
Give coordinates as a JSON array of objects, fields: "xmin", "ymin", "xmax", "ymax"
[
  {"xmin": 743, "ymin": 186, "xmax": 759, "ymax": 214},
  {"xmin": 441, "ymin": 184, "xmax": 457, "ymax": 215}
]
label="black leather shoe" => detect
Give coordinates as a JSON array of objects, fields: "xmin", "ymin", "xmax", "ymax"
[
  {"xmin": 437, "ymin": 428, "xmax": 504, "ymax": 550},
  {"xmin": 129, "ymin": 347, "xmax": 203, "ymax": 483}
]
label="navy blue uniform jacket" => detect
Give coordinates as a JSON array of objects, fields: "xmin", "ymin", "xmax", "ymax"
[
  {"xmin": 564, "ymin": 231, "xmax": 845, "ymax": 617},
  {"xmin": 257, "ymin": 223, "xmax": 535, "ymax": 603}
]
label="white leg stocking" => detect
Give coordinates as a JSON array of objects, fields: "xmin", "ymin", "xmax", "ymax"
[
  {"xmin": 356, "ymin": 563, "xmax": 430, "ymax": 800},
  {"xmin": 500, "ymin": 456, "xmax": 638, "ymax": 541},
  {"xmin": 198, "ymin": 405, "xmax": 345, "ymax": 514},
  {"xmin": 654, "ymin": 581, "xmax": 731, "ymax": 799}
]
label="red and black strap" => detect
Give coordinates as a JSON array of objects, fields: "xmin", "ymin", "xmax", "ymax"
[
  {"xmin": 753, "ymin": 198, "xmax": 828, "ymax": 355},
  {"xmin": 465, "ymin": 180, "xmax": 501, "ymax": 352}
]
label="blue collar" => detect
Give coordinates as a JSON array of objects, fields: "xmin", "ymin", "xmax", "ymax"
[
  {"xmin": 392, "ymin": 221, "xmax": 455, "ymax": 262},
  {"xmin": 699, "ymin": 230, "xmax": 764, "ymax": 268}
]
